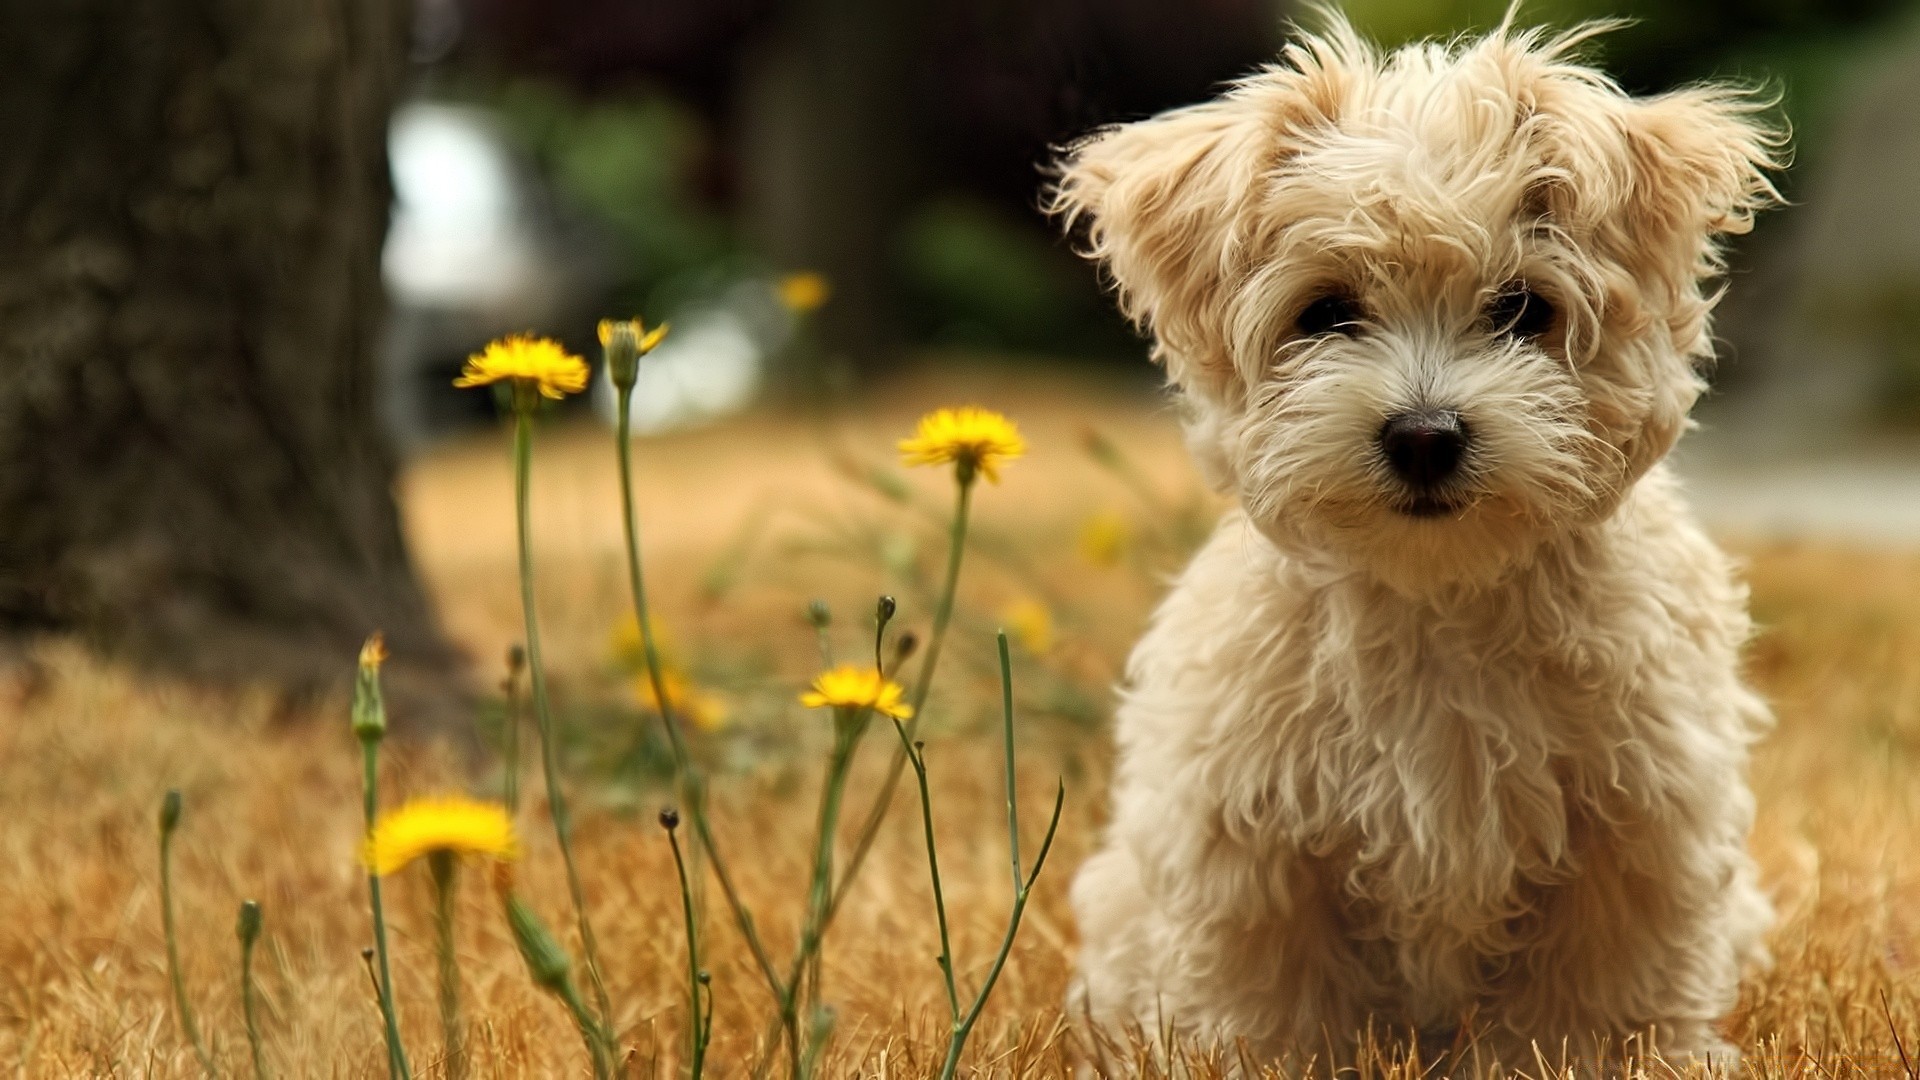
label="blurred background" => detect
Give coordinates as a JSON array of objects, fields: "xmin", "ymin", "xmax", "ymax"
[{"xmin": 5, "ymin": 0, "xmax": 1920, "ymax": 707}]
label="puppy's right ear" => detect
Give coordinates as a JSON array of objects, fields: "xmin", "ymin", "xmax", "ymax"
[
  {"xmin": 1050, "ymin": 102, "xmax": 1268, "ymax": 387},
  {"xmin": 1050, "ymin": 45, "xmax": 1352, "ymax": 390}
]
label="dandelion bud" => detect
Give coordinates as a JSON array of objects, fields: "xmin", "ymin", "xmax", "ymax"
[
  {"xmin": 236, "ymin": 900, "xmax": 263, "ymax": 946},
  {"xmin": 875, "ymin": 595, "xmax": 897, "ymax": 625},
  {"xmin": 697, "ymin": 970, "xmax": 711, "ymax": 985},
  {"xmin": 806, "ymin": 599, "xmax": 832, "ymax": 629},
  {"xmin": 894, "ymin": 631, "xmax": 920, "ymax": 665},
  {"xmin": 507, "ymin": 644, "xmax": 526, "ymax": 674},
  {"xmin": 599, "ymin": 317, "xmax": 668, "ymax": 392},
  {"xmin": 361, "ymin": 946, "xmax": 375, "ymax": 962},
  {"xmin": 351, "ymin": 633, "xmax": 388, "ymax": 742},
  {"xmin": 159, "ymin": 789, "xmax": 183, "ymax": 835},
  {"xmin": 505, "ymin": 895, "xmax": 572, "ymax": 991},
  {"xmin": 658, "ymin": 807, "xmax": 681, "ymax": 831}
]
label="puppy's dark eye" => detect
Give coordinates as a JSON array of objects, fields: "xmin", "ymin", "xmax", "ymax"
[
  {"xmin": 1484, "ymin": 284, "xmax": 1554, "ymax": 340},
  {"xmin": 1296, "ymin": 292, "xmax": 1365, "ymax": 338}
]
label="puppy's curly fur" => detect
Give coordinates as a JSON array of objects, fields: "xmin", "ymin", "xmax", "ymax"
[{"xmin": 1051, "ymin": 12, "xmax": 1784, "ymax": 1071}]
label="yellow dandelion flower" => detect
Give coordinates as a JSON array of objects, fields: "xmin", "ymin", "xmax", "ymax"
[
  {"xmin": 799, "ymin": 664, "xmax": 914, "ymax": 720},
  {"xmin": 898, "ymin": 406, "xmax": 1025, "ymax": 484},
  {"xmin": 1078, "ymin": 509, "xmax": 1132, "ymax": 568},
  {"xmin": 453, "ymin": 335, "xmax": 589, "ymax": 400},
  {"xmin": 777, "ymin": 272, "xmax": 831, "ymax": 314},
  {"xmin": 362, "ymin": 796, "xmax": 519, "ymax": 877},
  {"xmin": 1001, "ymin": 597, "xmax": 1055, "ymax": 655},
  {"xmin": 637, "ymin": 670, "xmax": 730, "ymax": 733}
]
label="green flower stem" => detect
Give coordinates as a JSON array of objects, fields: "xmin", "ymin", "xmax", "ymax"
[
  {"xmin": 785, "ymin": 716, "xmax": 868, "ymax": 1078},
  {"xmin": 891, "ymin": 721, "xmax": 959, "ymax": 1020},
  {"xmin": 430, "ymin": 853, "xmax": 465, "ymax": 1080},
  {"xmin": 360, "ymin": 741, "xmax": 412, "ymax": 1080},
  {"xmin": 828, "ymin": 472, "xmax": 975, "ymax": 926},
  {"xmin": 159, "ymin": 791, "xmax": 218, "ymax": 1078},
  {"xmin": 511, "ymin": 403, "xmax": 616, "ymax": 1039},
  {"xmin": 502, "ymin": 647, "xmax": 526, "ymax": 815},
  {"xmin": 503, "ymin": 893, "xmax": 613, "ymax": 1079},
  {"xmin": 237, "ymin": 901, "xmax": 269, "ymax": 1080},
  {"xmin": 556, "ymin": 975, "xmax": 615, "ymax": 1080},
  {"xmin": 665, "ymin": 818, "xmax": 709, "ymax": 1079},
  {"xmin": 612, "ymin": 381, "xmax": 785, "ymax": 1004},
  {"xmin": 921, "ymin": 634, "xmax": 1067, "ymax": 1080}
]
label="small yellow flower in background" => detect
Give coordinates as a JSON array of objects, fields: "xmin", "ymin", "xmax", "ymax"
[
  {"xmin": 800, "ymin": 665, "xmax": 914, "ymax": 720},
  {"xmin": 1078, "ymin": 508, "xmax": 1132, "ymax": 568},
  {"xmin": 363, "ymin": 796, "xmax": 519, "ymax": 877},
  {"xmin": 637, "ymin": 670, "xmax": 729, "ymax": 733},
  {"xmin": 777, "ymin": 272, "xmax": 831, "ymax": 314},
  {"xmin": 453, "ymin": 335, "xmax": 589, "ymax": 400},
  {"xmin": 898, "ymin": 406, "xmax": 1025, "ymax": 484},
  {"xmin": 1001, "ymin": 597, "xmax": 1055, "ymax": 655},
  {"xmin": 609, "ymin": 614, "xmax": 676, "ymax": 670}
]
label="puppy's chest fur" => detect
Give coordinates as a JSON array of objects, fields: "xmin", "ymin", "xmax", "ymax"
[{"xmin": 1194, "ymin": 554, "xmax": 1658, "ymax": 1020}]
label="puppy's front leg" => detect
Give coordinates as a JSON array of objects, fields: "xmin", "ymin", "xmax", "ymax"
[
  {"xmin": 1480, "ymin": 814, "xmax": 1765, "ymax": 1073},
  {"xmin": 1072, "ymin": 787, "xmax": 1368, "ymax": 1068}
]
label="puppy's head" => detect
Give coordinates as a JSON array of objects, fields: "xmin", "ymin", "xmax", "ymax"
[{"xmin": 1052, "ymin": 15, "xmax": 1782, "ymax": 591}]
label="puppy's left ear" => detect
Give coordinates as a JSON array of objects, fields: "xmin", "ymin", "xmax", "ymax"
[
  {"xmin": 1608, "ymin": 87, "xmax": 1784, "ymax": 481},
  {"xmin": 1618, "ymin": 85, "xmax": 1785, "ymax": 288}
]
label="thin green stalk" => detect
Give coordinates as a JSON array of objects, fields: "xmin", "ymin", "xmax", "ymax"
[
  {"xmin": 664, "ymin": 812, "xmax": 709, "ymax": 1079},
  {"xmin": 613, "ymin": 380, "xmax": 786, "ymax": 1011},
  {"xmin": 501, "ymin": 645, "xmax": 526, "ymax": 815},
  {"xmin": 361, "ymin": 742, "xmax": 412, "ymax": 1080},
  {"xmin": 998, "ymin": 633, "xmax": 1022, "ymax": 895},
  {"xmin": 430, "ymin": 853, "xmax": 465, "ymax": 1080},
  {"xmin": 504, "ymin": 892, "xmax": 613, "ymax": 1080},
  {"xmin": 236, "ymin": 901, "xmax": 269, "ymax": 1080},
  {"xmin": 891, "ymin": 722, "xmax": 959, "ymax": 1020},
  {"xmin": 936, "ymin": 783, "xmax": 1062, "ymax": 1080},
  {"xmin": 159, "ymin": 790, "xmax": 218, "ymax": 1078},
  {"xmin": 827, "ymin": 473, "xmax": 974, "ymax": 928},
  {"xmin": 752, "ymin": 710, "xmax": 873, "ymax": 1080},
  {"xmin": 899, "ymin": 633, "xmax": 1068, "ymax": 1080},
  {"xmin": 512, "ymin": 405, "xmax": 616, "ymax": 1039}
]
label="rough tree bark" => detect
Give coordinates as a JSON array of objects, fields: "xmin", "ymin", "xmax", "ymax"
[{"xmin": 0, "ymin": 0, "xmax": 463, "ymax": 725}]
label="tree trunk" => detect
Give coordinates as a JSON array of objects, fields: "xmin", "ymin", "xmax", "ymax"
[
  {"xmin": 0, "ymin": 0, "xmax": 464, "ymax": 727},
  {"xmin": 739, "ymin": 0, "xmax": 917, "ymax": 397}
]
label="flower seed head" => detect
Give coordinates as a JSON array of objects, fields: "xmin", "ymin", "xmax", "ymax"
[
  {"xmin": 659, "ymin": 807, "xmax": 681, "ymax": 831},
  {"xmin": 159, "ymin": 789, "xmax": 183, "ymax": 834},
  {"xmin": 237, "ymin": 900, "xmax": 263, "ymax": 946}
]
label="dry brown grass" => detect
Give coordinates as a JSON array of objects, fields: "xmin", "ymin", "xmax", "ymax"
[{"xmin": 3, "ymin": 369, "xmax": 1918, "ymax": 1077}]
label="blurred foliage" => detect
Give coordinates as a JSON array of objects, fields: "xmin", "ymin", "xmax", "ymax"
[
  {"xmin": 1343, "ymin": 0, "xmax": 1920, "ymax": 169},
  {"xmin": 897, "ymin": 196, "xmax": 1137, "ymax": 358},
  {"xmin": 490, "ymin": 80, "xmax": 745, "ymax": 317},
  {"xmin": 465, "ymin": 0, "xmax": 1920, "ymax": 369}
]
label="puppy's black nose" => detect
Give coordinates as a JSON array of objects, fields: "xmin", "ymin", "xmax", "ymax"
[{"xmin": 1380, "ymin": 410, "xmax": 1468, "ymax": 488}]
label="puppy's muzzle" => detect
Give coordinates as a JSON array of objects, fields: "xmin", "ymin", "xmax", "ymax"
[{"xmin": 1380, "ymin": 409, "xmax": 1468, "ymax": 516}]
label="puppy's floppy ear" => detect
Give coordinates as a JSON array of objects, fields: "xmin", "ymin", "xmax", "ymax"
[
  {"xmin": 1604, "ymin": 86, "xmax": 1785, "ymax": 481},
  {"xmin": 1617, "ymin": 85, "xmax": 1785, "ymax": 286},
  {"xmin": 1050, "ymin": 46, "xmax": 1351, "ymax": 391}
]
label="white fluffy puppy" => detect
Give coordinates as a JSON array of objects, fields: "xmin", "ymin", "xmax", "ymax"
[{"xmin": 1051, "ymin": 13, "xmax": 1782, "ymax": 1071}]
